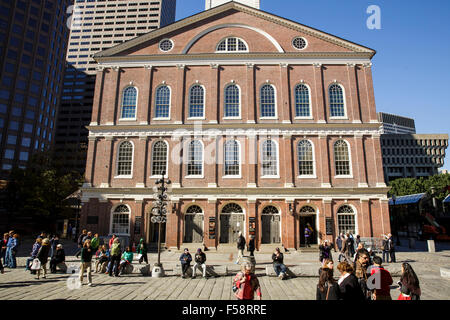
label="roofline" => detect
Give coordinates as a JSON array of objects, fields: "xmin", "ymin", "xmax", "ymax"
[{"xmin": 94, "ymin": 1, "xmax": 376, "ymax": 59}]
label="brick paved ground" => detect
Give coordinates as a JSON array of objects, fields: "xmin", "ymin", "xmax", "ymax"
[{"xmin": 1, "ymin": 238, "xmax": 449, "ymax": 300}]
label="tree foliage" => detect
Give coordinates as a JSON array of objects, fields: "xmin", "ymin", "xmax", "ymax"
[
  {"xmin": 4, "ymin": 149, "xmax": 84, "ymax": 223},
  {"xmin": 388, "ymin": 174, "xmax": 450, "ymax": 201}
]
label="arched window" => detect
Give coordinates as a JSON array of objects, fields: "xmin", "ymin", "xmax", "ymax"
[
  {"xmin": 260, "ymin": 84, "xmax": 276, "ymax": 118},
  {"xmin": 117, "ymin": 141, "xmax": 133, "ymax": 176},
  {"xmin": 224, "ymin": 84, "xmax": 240, "ymax": 118},
  {"xmin": 111, "ymin": 205, "xmax": 130, "ymax": 235},
  {"xmin": 329, "ymin": 84, "xmax": 345, "ymax": 117},
  {"xmin": 121, "ymin": 87, "xmax": 137, "ymax": 119},
  {"xmin": 262, "ymin": 140, "xmax": 278, "ymax": 176},
  {"xmin": 151, "ymin": 140, "xmax": 168, "ymax": 176},
  {"xmin": 262, "ymin": 205, "xmax": 279, "ymax": 215},
  {"xmin": 186, "ymin": 205, "xmax": 203, "ymax": 215},
  {"xmin": 337, "ymin": 205, "xmax": 356, "ymax": 235},
  {"xmin": 299, "ymin": 206, "xmax": 316, "ymax": 215},
  {"xmin": 297, "ymin": 140, "xmax": 314, "ymax": 176},
  {"xmin": 216, "ymin": 37, "xmax": 248, "ymax": 52},
  {"xmin": 187, "ymin": 140, "xmax": 203, "ymax": 176},
  {"xmin": 221, "ymin": 203, "xmax": 243, "ymax": 214},
  {"xmin": 224, "ymin": 140, "xmax": 240, "ymax": 176},
  {"xmin": 334, "ymin": 140, "xmax": 351, "ymax": 176},
  {"xmin": 154, "ymin": 85, "xmax": 170, "ymax": 119},
  {"xmin": 294, "ymin": 84, "xmax": 311, "ymax": 117},
  {"xmin": 189, "ymin": 85, "xmax": 204, "ymax": 118}
]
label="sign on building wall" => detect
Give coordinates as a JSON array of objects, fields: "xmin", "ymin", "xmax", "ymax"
[
  {"xmin": 326, "ymin": 218, "xmax": 334, "ymax": 235},
  {"xmin": 209, "ymin": 217, "xmax": 216, "ymax": 239},
  {"xmin": 134, "ymin": 216, "xmax": 142, "ymax": 234}
]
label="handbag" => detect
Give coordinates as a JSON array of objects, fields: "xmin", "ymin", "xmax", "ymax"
[{"xmin": 30, "ymin": 259, "xmax": 41, "ymax": 271}]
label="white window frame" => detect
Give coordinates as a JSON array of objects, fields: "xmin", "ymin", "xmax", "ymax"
[
  {"xmin": 150, "ymin": 140, "xmax": 169, "ymax": 179},
  {"xmin": 215, "ymin": 37, "xmax": 249, "ymax": 53},
  {"xmin": 153, "ymin": 84, "xmax": 172, "ymax": 121},
  {"xmin": 223, "ymin": 83, "xmax": 242, "ymax": 120},
  {"xmin": 333, "ymin": 139, "xmax": 353, "ymax": 178},
  {"xmin": 293, "ymin": 83, "xmax": 313, "ymax": 120},
  {"xmin": 187, "ymin": 84, "xmax": 206, "ymax": 120},
  {"xmin": 261, "ymin": 139, "xmax": 280, "ymax": 178},
  {"xmin": 119, "ymin": 86, "xmax": 138, "ymax": 121},
  {"xmin": 259, "ymin": 83, "xmax": 278, "ymax": 120},
  {"xmin": 114, "ymin": 140, "xmax": 134, "ymax": 179},
  {"xmin": 185, "ymin": 139, "xmax": 204, "ymax": 179},
  {"xmin": 223, "ymin": 139, "xmax": 242, "ymax": 178},
  {"xmin": 328, "ymin": 83, "xmax": 348, "ymax": 120},
  {"xmin": 297, "ymin": 139, "xmax": 316, "ymax": 178},
  {"xmin": 110, "ymin": 204, "xmax": 131, "ymax": 236},
  {"xmin": 336, "ymin": 204, "xmax": 358, "ymax": 235}
]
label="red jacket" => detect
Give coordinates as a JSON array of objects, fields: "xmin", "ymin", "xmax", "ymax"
[
  {"xmin": 233, "ymin": 272, "xmax": 262, "ymax": 300},
  {"xmin": 370, "ymin": 266, "xmax": 393, "ymax": 297}
]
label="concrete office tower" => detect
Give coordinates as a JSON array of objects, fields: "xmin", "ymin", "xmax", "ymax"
[
  {"xmin": 378, "ymin": 112, "xmax": 416, "ymax": 134},
  {"xmin": 55, "ymin": 0, "xmax": 176, "ymax": 173},
  {"xmin": 206, "ymin": 0, "xmax": 260, "ymax": 10},
  {"xmin": 0, "ymin": 0, "xmax": 71, "ymax": 177}
]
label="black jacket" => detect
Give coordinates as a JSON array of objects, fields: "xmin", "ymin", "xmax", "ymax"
[
  {"xmin": 319, "ymin": 245, "xmax": 332, "ymax": 261},
  {"xmin": 316, "ymin": 282, "xmax": 341, "ymax": 300},
  {"xmin": 272, "ymin": 252, "xmax": 284, "ymax": 265},
  {"xmin": 237, "ymin": 236, "xmax": 246, "ymax": 250},
  {"xmin": 51, "ymin": 249, "xmax": 65, "ymax": 264},
  {"xmin": 339, "ymin": 273, "xmax": 365, "ymax": 301},
  {"xmin": 80, "ymin": 247, "xmax": 93, "ymax": 263},
  {"xmin": 194, "ymin": 252, "xmax": 206, "ymax": 264},
  {"xmin": 248, "ymin": 238, "xmax": 255, "ymax": 251},
  {"xmin": 37, "ymin": 245, "xmax": 51, "ymax": 264}
]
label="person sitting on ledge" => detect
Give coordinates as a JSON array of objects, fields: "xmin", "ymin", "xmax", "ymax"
[
  {"xmin": 272, "ymin": 247, "xmax": 288, "ymax": 280},
  {"xmin": 119, "ymin": 246, "xmax": 134, "ymax": 275}
]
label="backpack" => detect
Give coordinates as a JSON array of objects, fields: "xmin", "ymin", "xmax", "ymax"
[{"xmin": 91, "ymin": 237, "xmax": 99, "ymax": 250}]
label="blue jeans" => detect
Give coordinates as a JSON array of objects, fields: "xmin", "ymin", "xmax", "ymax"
[
  {"xmin": 382, "ymin": 250, "xmax": 390, "ymax": 263},
  {"xmin": 26, "ymin": 257, "xmax": 35, "ymax": 270},
  {"xmin": 9, "ymin": 249, "xmax": 17, "ymax": 268},
  {"xmin": 273, "ymin": 263, "xmax": 287, "ymax": 276},
  {"xmin": 4, "ymin": 248, "xmax": 11, "ymax": 266}
]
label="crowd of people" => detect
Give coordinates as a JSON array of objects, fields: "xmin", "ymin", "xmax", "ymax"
[{"xmin": 0, "ymin": 228, "xmax": 422, "ymax": 300}]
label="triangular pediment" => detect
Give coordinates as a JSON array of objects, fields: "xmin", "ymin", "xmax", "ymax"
[{"xmin": 94, "ymin": 1, "xmax": 375, "ymax": 60}]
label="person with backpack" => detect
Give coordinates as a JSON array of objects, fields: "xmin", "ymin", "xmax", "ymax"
[
  {"xmin": 370, "ymin": 256, "xmax": 393, "ymax": 300},
  {"xmin": 36, "ymin": 238, "xmax": 51, "ymax": 280},
  {"xmin": 79, "ymin": 239, "xmax": 94, "ymax": 286},
  {"xmin": 272, "ymin": 248, "xmax": 287, "ymax": 280},
  {"xmin": 397, "ymin": 262, "xmax": 421, "ymax": 300},
  {"xmin": 316, "ymin": 267, "xmax": 341, "ymax": 300},
  {"xmin": 137, "ymin": 238, "xmax": 148, "ymax": 264},
  {"xmin": 233, "ymin": 262, "xmax": 262, "ymax": 300},
  {"xmin": 192, "ymin": 248, "xmax": 207, "ymax": 279},
  {"xmin": 179, "ymin": 248, "xmax": 192, "ymax": 279},
  {"xmin": 108, "ymin": 238, "xmax": 122, "ymax": 277},
  {"xmin": 235, "ymin": 232, "xmax": 246, "ymax": 264}
]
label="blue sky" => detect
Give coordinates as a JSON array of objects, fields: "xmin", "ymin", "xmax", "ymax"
[{"xmin": 175, "ymin": 0, "xmax": 450, "ymax": 171}]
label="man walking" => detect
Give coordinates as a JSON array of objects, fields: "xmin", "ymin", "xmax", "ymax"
[
  {"xmin": 235, "ymin": 232, "xmax": 246, "ymax": 264},
  {"xmin": 192, "ymin": 248, "xmax": 207, "ymax": 279}
]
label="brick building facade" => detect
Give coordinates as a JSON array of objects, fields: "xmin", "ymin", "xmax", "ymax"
[{"xmin": 80, "ymin": 2, "xmax": 391, "ymax": 250}]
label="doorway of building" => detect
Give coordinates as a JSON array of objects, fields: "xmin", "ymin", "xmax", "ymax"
[
  {"xmin": 184, "ymin": 205, "xmax": 204, "ymax": 243},
  {"xmin": 219, "ymin": 203, "xmax": 245, "ymax": 244},
  {"xmin": 299, "ymin": 215, "xmax": 317, "ymax": 246},
  {"xmin": 261, "ymin": 205, "xmax": 281, "ymax": 244},
  {"xmin": 149, "ymin": 221, "xmax": 166, "ymax": 244}
]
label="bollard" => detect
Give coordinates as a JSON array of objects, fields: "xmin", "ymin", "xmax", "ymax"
[
  {"xmin": 427, "ymin": 239, "xmax": 436, "ymax": 253},
  {"xmin": 408, "ymin": 238, "xmax": 415, "ymax": 249}
]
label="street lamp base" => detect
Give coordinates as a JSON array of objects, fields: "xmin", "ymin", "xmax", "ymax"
[{"xmin": 151, "ymin": 263, "xmax": 165, "ymax": 277}]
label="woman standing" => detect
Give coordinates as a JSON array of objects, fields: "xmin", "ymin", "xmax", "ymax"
[
  {"xmin": 36, "ymin": 238, "xmax": 51, "ymax": 280},
  {"xmin": 397, "ymin": 262, "xmax": 421, "ymax": 300},
  {"xmin": 108, "ymin": 238, "xmax": 122, "ymax": 277},
  {"xmin": 79, "ymin": 239, "xmax": 94, "ymax": 286},
  {"xmin": 26, "ymin": 238, "xmax": 42, "ymax": 272},
  {"xmin": 233, "ymin": 262, "xmax": 262, "ymax": 300},
  {"xmin": 316, "ymin": 268, "xmax": 341, "ymax": 300},
  {"xmin": 137, "ymin": 238, "xmax": 148, "ymax": 264}
]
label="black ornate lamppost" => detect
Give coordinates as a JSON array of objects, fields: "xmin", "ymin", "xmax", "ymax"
[{"xmin": 151, "ymin": 172, "xmax": 171, "ymax": 277}]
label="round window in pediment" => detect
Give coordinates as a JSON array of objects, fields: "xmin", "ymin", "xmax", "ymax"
[
  {"xmin": 292, "ymin": 37, "xmax": 307, "ymax": 50},
  {"xmin": 159, "ymin": 39, "xmax": 174, "ymax": 52}
]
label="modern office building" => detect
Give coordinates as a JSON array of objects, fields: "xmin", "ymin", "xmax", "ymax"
[
  {"xmin": 377, "ymin": 112, "xmax": 448, "ymax": 182},
  {"xmin": 378, "ymin": 112, "xmax": 415, "ymax": 134},
  {"xmin": 79, "ymin": 1, "xmax": 391, "ymax": 250},
  {"xmin": 0, "ymin": 0, "xmax": 71, "ymax": 177},
  {"xmin": 380, "ymin": 134, "xmax": 448, "ymax": 182},
  {"xmin": 55, "ymin": 0, "xmax": 176, "ymax": 173},
  {"xmin": 205, "ymin": 0, "xmax": 260, "ymax": 10}
]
